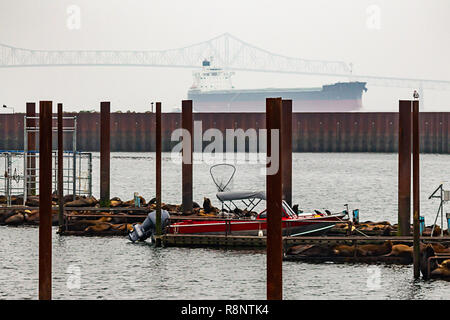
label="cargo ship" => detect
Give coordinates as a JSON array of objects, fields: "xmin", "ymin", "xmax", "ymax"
[{"xmin": 187, "ymin": 59, "xmax": 367, "ymax": 112}]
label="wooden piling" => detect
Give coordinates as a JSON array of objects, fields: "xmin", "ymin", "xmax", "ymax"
[
  {"xmin": 57, "ymin": 103, "xmax": 64, "ymax": 231},
  {"xmin": 412, "ymin": 100, "xmax": 420, "ymax": 278},
  {"xmin": 155, "ymin": 102, "xmax": 162, "ymax": 246},
  {"xmin": 100, "ymin": 102, "xmax": 111, "ymax": 207},
  {"xmin": 182, "ymin": 100, "xmax": 193, "ymax": 215},
  {"xmin": 39, "ymin": 101, "xmax": 52, "ymax": 300},
  {"xmin": 398, "ymin": 101, "xmax": 412, "ymax": 236},
  {"xmin": 266, "ymin": 97, "xmax": 283, "ymax": 300},
  {"xmin": 282, "ymin": 100, "xmax": 292, "ymax": 207},
  {"xmin": 26, "ymin": 102, "xmax": 36, "ymax": 195}
]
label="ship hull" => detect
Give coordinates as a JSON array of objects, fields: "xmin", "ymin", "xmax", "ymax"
[{"xmin": 188, "ymin": 81, "xmax": 367, "ymax": 112}]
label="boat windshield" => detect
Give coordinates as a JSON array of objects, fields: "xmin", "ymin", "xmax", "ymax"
[
  {"xmin": 282, "ymin": 201, "xmax": 298, "ymax": 218},
  {"xmin": 257, "ymin": 202, "xmax": 297, "ymax": 219}
]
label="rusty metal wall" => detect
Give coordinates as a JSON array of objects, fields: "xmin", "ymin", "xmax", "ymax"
[{"xmin": 0, "ymin": 112, "xmax": 449, "ymax": 153}]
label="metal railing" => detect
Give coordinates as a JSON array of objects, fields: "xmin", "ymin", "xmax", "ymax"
[{"xmin": 0, "ymin": 150, "xmax": 92, "ymax": 205}]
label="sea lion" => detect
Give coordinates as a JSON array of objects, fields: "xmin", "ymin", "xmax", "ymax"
[
  {"xmin": 0, "ymin": 210, "xmax": 16, "ymax": 224},
  {"xmin": 97, "ymin": 216, "xmax": 112, "ymax": 223},
  {"xmin": 303, "ymin": 245, "xmax": 333, "ymax": 257},
  {"xmin": 162, "ymin": 203, "xmax": 180, "ymax": 213},
  {"xmin": 84, "ymin": 222, "xmax": 111, "ymax": 233},
  {"xmin": 25, "ymin": 196, "xmax": 40, "ymax": 207},
  {"xmin": 110, "ymin": 197, "xmax": 122, "ymax": 207},
  {"xmin": 26, "ymin": 210, "xmax": 40, "ymax": 224},
  {"xmin": 123, "ymin": 197, "xmax": 147, "ymax": 207},
  {"xmin": 287, "ymin": 244, "xmax": 315, "ymax": 255},
  {"xmin": 4, "ymin": 213, "xmax": 25, "ymax": 225},
  {"xmin": 357, "ymin": 222, "xmax": 392, "ymax": 234},
  {"xmin": 65, "ymin": 196, "xmax": 98, "ymax": 207},
  {"xmin": 356, "ymin": 240, "xmax": 393, "ymax": 257},
  {"xmin": 332, "ymin": 244, "xmax": 355, "ymax": 257},
  {"xmin": 385, "ymin": 244, "xmax": 413, "ymax": 258},
  {"xmin": 10, "ymin": 195, "xmax": 24, "ymax": 205},
  {"xmin": 70, "ymin": 218, "xmax": 112, "ymax": 231},
  {"xmin": 203, "ymin": 197, "xmax": 213, "ymax": 213},
  {"xmin": 441, "ymin": 259, "xmax": 450, "ymax": 269},
  {"xmin": 430, "ymin": 259, "xmax": 450, "ymax": 279},
  {"xmin": 63, "ymin": 194, "xmax": 78, "ymax": 203},
  {"xmin": 420, "ymin": 244, "xmax": 437, "ymax": 279},
  {"xmin": 431, "ymin": 243, "xmax": 450, "ymax": 254},
  {"xmin": 198, "ymin": 209, "xmax": 216, "ymax": 217},
  {"xmin": 381, "ymin": 225, "xmax": 393, "ymax": 236},
  {"xmin": 111, "ymin": 223, "xmax": 127, "ymax": 231},
  {"xmin": 122, "ymin": 199, "xmax": 136, "ymax": 207},
  {"xmin": 422, "ymin": 225, "xmax": 442, "ymax": 237}
]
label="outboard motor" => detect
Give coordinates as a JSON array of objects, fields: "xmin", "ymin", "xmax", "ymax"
[{"xmin": 128, "ymin": 210, "xmax": 170, "ymax": 242}]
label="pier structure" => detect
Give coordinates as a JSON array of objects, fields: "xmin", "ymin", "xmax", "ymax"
[
  {"xmin": 0, "ymin": 112, "xmax": 92, "ymax": 206},
  {"xmin": 57, "ymin": 103, "xmax": 64, "ymax": 230},
  {"xmin": 398, "ymin": 101, "xmax": 412, "ymax": 236},
  {"xmin": 181, "ymin": 100, "xmax": 193, "ymax": 215},
  {"xmin": 413, "ymin": 100, "xmax": 421, "ymax": 278},
  {"xmin": 397, "ymin": 100, "xmax": 422, "ymax": 277},
  {"xmin": 266, "ymin": 97, "xmax": 283, "ymax": 300},
  {"xmin": 25, "ymin": 103, "xmax": 36, "ymax": 195},
  {"xmin": 155, "ymin": 101, "xmax": 162, "ymax": 245},
  {"xmin": 38, "ymin": 101, "xmax": 52, "ymax": 300},
  {"xmin": 281, "ymin": 100, "xmax": 292, "ymax": 207},
  {"xmin": 100, "ymin": 102, "xmax": 111, "ymax": 207}
]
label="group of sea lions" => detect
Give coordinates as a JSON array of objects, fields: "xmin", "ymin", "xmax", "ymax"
[
  {"xmin": 331, "ymin": 220, "xmax": 448, "ymax": 237},
  {"xmin": 0, "ymin": 194, "xmax": 225, "ymax": 228},
  {"xmin": 287, "ymin": 240, "xmax": 450, "ymax": 280}
]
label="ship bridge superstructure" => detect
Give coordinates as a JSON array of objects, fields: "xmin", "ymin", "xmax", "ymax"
[{"xmin": 191, "ymin": 59, "xmax": 235, "ymax": 91}]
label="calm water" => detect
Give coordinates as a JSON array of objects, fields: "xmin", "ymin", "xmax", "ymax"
[{"xmin": 1, "ymin": 152, "xmax": 449, "ymax": 299}]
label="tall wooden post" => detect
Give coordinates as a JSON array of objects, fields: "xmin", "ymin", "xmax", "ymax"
[
  {"xmin": 398, "ymin": 100, "xmax": 411, "ymax": 236},
  {"xmin": 57, "ymin": 103, "xmax": 64, "ymax": 231},
  {"xmin": 182, "ymin": 100, "xmax": 193, "ymax": 214},
  {"xmin": 155, "ymin": 102, "xmax": 162, "ymax": 246},
  {"xmin": 39, "ymin": 101, "xmax": 52, "ymax": 300},
  {"xmin": 100, "ymin": 102, "xmax": 111, "ymax": 207},
  {"xmin": 26, "ymin": 102, "xmax": 36, "ymax": 195},
  {"xmin": 412, "ymin": 100, "xmax": 420, "ymax": 278},
  {"xmin": 266, "ymin": 97, "xmax": 283, "ymax": 300},
  {"xmin": 282, "ymin": 100, "xmax": 292, "ymax": 207}
]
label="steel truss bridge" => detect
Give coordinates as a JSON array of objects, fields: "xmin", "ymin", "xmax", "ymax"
[{"xmin": 1, "ymin": 33, "xmax": 449, "ymax": 101}]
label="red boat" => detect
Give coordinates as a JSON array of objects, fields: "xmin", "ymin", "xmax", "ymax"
[{"xmin": 168, "ymin": 191, "xmax": 348, "ymax": 236}]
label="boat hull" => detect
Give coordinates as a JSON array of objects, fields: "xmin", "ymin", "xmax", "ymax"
[{"xmin": 168, "ymin": 215, "xmax": 345, "ymax": 236}]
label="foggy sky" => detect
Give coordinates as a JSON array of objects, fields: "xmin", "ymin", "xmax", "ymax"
[{"xmin": 0, "ymin": 0, "xmax": 449, "ymax": 113}]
